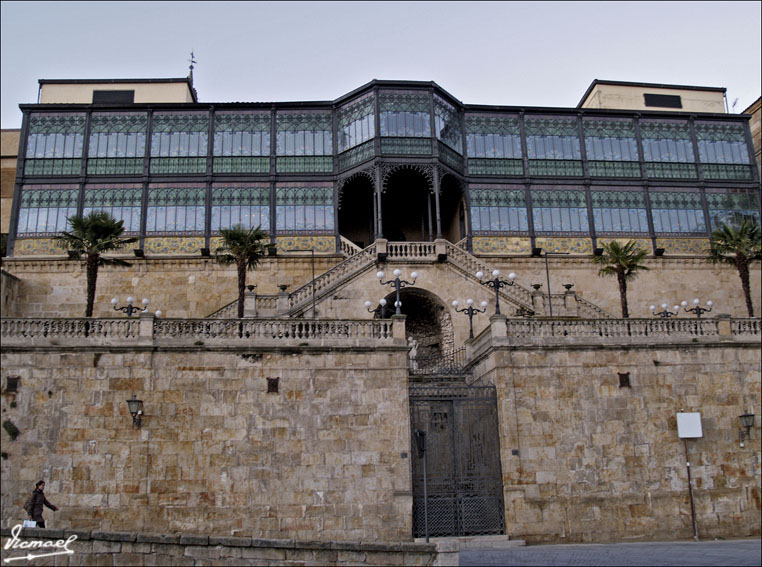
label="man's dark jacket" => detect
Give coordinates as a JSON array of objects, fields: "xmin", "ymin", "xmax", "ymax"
[{"xmin": 23, "ymin": 489, "xmax": 57, "ymax": 521}]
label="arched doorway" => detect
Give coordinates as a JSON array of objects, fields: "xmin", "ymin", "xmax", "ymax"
[
  {"xmin": 370, "ymin": 287, "xmax": 454, "ymax": 361},
  {"xmin": 337, "ymin": 174, "xmax": 375, "ymax": 249},
  {"xmin": 439, "ymin": 173, "xmax": 467, "ymax": 243},
  {"xmin": 382, "ymin": 168, "xmax": 434, "ymax": 241}
]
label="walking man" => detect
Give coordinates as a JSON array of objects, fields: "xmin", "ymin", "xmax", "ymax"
[{"xmin": 23, "ymin": 480, "xmax": 58, "ymax": 528}]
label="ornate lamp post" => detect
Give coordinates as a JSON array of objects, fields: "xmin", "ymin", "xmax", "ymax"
[
  {"xmin": 650, "ymin": 303, "xmax": 680, "ymax": 318},
  {"xmin": 111, "ymin": 297, "xmax": 149, "ymax": 317},
  {"xmin": 377, "ymin": 269, "xmax": 418, "ymax": 315},
  {"xmin": 682, "ymin": 298, "xmax": 713, "ymax": 318},
  {"xmin": 452, "ymin": 299, "xmax": 488, "ymax": 339},
  {"xmin": 476, "ymin": 269, "xmax": 515, "ymax": 315},
  {"xmin": 364, "ymin": 298, "xmax": 392, "ymax": 318}
]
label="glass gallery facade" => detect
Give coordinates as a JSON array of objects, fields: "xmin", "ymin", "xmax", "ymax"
[{"xmin": 7, "ymin": 80, "xmax": 760, "ymax": 257}]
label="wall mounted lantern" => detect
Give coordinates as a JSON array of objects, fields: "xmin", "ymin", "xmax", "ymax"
[
  {"xmin": 682, "ymin": 299, "xmax": 713, "ymax": 318},
  {"xmin": 112, "ymin": 297, "xmax": 149, "ymax": 317},
  {"xmin": 739, "ymin": 412, "xmax": 755, "ymax": 447},
  {"xmin": 650, "ymin": 303, "xmax": 680, "ymax": 318},
  {"xmin": 126, "ymin": 395, "xmax": 143, "ymax": 429}
]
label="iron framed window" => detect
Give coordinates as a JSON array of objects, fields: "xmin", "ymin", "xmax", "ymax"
[
  {"xmin": 706, "ymin": 190, "xmax": 760, "ymax": 230},
  {"xmin": 16, "ymin": 184, "xmax": 79, "ymax": 236},
  {"xmin": 88, "ymin": 112, "xmax": 147, "ymax": 175},
  {"xmin": 379, "ymin": 91, "xmax": 431, "ymax": 138},
  {"xmin": 531, "ymin": 187, "xmax": 589, "ymax": 233},
  {"xmin": 338, "ymin": 92, "xmax": 375, "ymax": 153},
  {"xmin": 213, "ymin": 111, "xmax": 271, "ymax": 174},
  {"xmin": 82, "ymin": 184, "xmax": 143, "ymax": 234},
  {"xmin": 583, "ymin": 118, "xmax": 640, "ymax": 178},
  {"xmin": 146, "ymin": 184, "xmax": 206, "ymax": 235},
  {"xmin": 150, "ymin": 112, "xmax": 209, "ymax": 174},
  {"xmin": 434, "ymin": 95, "xmax": 463, "ymax": 153},
  {"xmin": 640, "ymin": 119, "xmax": 697, "ymax": 179},
  {"xmin": 25, "ymin": 113, "xmax": 86, "ymax": 176},
  {"xmin": 591, "ymin": 189, "xmax": 649, "ymax": 234},
  {"xmin": 469, "ymin": 187, "xmax": 528, "ymax": 233},
  {"xmin": 695, "ymin": 121, "xmax": 753, "ymax": 181},
  {"xmin": 649, "ymin": 190, "xmax": 706, "ymax": 234},
  {"xmin": 211, "ymin": 185, "xmax": 270, "ymax": 232},
  {"xmin": 275, "ymin": 186, "xmax": 334, "ymax": 232}
]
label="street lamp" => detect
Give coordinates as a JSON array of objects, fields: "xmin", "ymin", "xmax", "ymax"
[
  {"xmin": 111, "ymin": 297, "xmax": 149, "ymax": 317},
  {"xmin": 452, "ymin": 298, "xmax": 488, "ymax": 339},
  {"xmin": 650, "ymin": 303, "xmax": 680, "ymax": 318},
  {"xmin": 682, "ymin": 299, "xmax": 713, "ymax": 318},
  {"xmin": 377, "ymin": 269, "xmax": 419, "ymax": 315},
  {"xmin": 364, "ymin": 298, "xmax": 392, "ymax": 318},
  {"xmin": 476, "ymin": 269, "xmax": 515, "ymax": 316}
]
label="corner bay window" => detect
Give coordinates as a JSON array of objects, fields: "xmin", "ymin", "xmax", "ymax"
[{"xmin": 379, "ymin": 91, "xmax": 431, "ymax": 137}]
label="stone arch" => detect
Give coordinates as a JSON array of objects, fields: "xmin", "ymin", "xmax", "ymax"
[{"xmin": 372, "ymin": 287, "xmax": 454, "ymax": 360}]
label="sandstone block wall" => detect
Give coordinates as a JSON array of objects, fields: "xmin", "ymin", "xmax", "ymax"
[
  {"xmin": 476, "ymin": 341, "xmax": 762, "ymax": 543},
  {"xmin": 0, "ymin": 347, "xmax": 413, "ymax": 541}
]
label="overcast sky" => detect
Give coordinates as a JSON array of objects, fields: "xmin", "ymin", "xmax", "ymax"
[{"xmin": 1, "ymin": 1, "xmax": 760, "ymax": 129}]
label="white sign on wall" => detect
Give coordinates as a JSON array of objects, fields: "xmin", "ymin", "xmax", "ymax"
[{"xmin": 676, "ymin": 412, "xmax": 703, "ymax": 438}]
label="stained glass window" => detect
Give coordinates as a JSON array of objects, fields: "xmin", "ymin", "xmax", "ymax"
[
  {"xmin": 338, "ymin": 93, "xmax": 375, "ymax": 153},
  {"xmin": 465, "ymin": 115, "xmax": 522, "ymax": 158},
  {"xmin": 525, "ymin": 117, "xmax": 581, "ymax": 160},
  {"xmin": 150, "ymin": 112, "xmax": 208, "ymax": 174},
  {"xmin": 434, "ymin": 95, "xmax": 462, "ymax": 153},
  {"xmin": 17, "ymin": 184, "xmax": 79, "ymax": 236},
  {"xmin": 649, "ymin": 191, "xmax": 705, "ymax": 233},
  {"xmin": 531, "ymin": 188, "xmax": 589, "ymax": 233},
  {"xmin": 640, "ymin": 120, "xmax": 694, "ymax": 163},
  {"xmin": 146, "ymin": 185, "xmax": 205, "ymax": 234},
  {"xmin": 212, "ymin": 185, "xmax": 270, "ymax": 232},
  {"xmin": 151, "ymin": 113, "xmax": 209, "ymax": 157},
  {"xmin": 706, "ymin": 191, "xmax": 760, "ymax": 229},
  {"xmin": 88, "ymin": 113, "xmax": 147, "ymax": 175},
  {"xmin": 25, "ymin": 113, "xmax": 86, "ymax": 175},
  {"xmin": 276, "ymin": 112, "xmax": 332, "ymax": 156},
  {"xmin": 584, "ymin": 119, "xmax": 638, "ymax": 161},
  {"xmin": 695, "ymin": 122, "xmax": 752, "ymax": 181},
  {"xmin": 470, "ymin": 187, "xmax": 528, "ymax": 232},
  {"xmin": 214, "ymin": 112, "xmax": 271, "ymax": 156},
  {"xmin": 591, "ymin": 190, "xmax": 649, "ymax": 233},
  {"xmin": 379, "ymin": 91, "xmax": 431, "ymax": 137},
  {"xmin": 276, "ymin": 186, "xmax": 334, "ymax": 232},
  {"xmin": 83, "ymin": 184, "xmax": 142, "ymax": 233}
]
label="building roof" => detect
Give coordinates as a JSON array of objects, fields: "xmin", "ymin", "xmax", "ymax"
[
  {"xmin": 38, "ymin": 77, "xmax": 198, "ymax": 102},
  {"xmin": 577, "ymin": 79, "xmax": 727, "ymax": 108}
]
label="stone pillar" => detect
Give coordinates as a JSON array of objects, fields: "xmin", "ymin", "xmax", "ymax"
[
  {"xmin": 376, "ymin": 238, "xmax": 388, "ymax": 262},
  {"xmin": 716, "ymin": 313, "xmax": 732, "ymax": 337},
  {"xmin": 244, "ymin": 290, "xmax": 257, "ymax": 318},
  {"xmin": 489, "ymin": 313, "xmax": 508, "ymax": 346},
  {"xmin": 139, "ymin": 312, "xmax": 154, "ymax": 346},
  {"xmin": 391, "ymin": 314, "xmax": 407, "ymax": 345},
  {"xmin": 276, "ymin": 290, "xmax": 290, "ymax": 316},
  {"xmin": 564, "ymin": 291, "xmax": 579, "ymax": 317},
  {"xmin": 434, "ymin": 238, "xmax": 448, "ymax": 262},
  {"xmin": 532, "ymin": 290, "xmax": 546, "ymax": 316}
]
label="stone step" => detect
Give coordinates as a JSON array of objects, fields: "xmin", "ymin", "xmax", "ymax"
[{"xmin": 415, "ymin": 535, "xmax": 527, "ymax": 549}]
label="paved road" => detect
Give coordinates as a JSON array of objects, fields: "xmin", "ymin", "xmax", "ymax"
[{"xmin": 460, "ymin": 539, "xmax": 761, "ymax": 566}]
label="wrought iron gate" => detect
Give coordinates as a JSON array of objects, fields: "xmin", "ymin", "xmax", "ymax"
[{"xmin": 409, "ymin": 384, "xmax": 506, "ymax": 538}]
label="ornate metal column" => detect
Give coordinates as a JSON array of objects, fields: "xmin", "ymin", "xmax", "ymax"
[
  {"xmin": 375, "ymin": 163, "xmax": 384, "ymax": 239},
  {"xmin": 433, "ymin": 166, "xmax": 442, "ymax": 239}
]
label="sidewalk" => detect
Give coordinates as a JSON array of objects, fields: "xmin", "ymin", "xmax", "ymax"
[{"xmin": 460, "ymin": 538, "xmax": 761, "ymax": 566}]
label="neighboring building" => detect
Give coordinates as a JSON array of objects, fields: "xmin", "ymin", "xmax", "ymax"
[
  {"xmin": 0, "ymin": 77, "xmax": 759, "ymax": 555},
  {"xmin": 743, "ymin": 96, "xmax": 761, "ymax": 174},
  {"xmin": 1, "ymin": 129, "xmax": 20, "ymax": 237},
  {"xmin": 577, "ymin": 79, "xmax": 727, "ymax": 113}
]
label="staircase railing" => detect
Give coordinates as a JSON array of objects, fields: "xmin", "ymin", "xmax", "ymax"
[{"xmin": 339, "ymin": 235, "xmax": 363, "ymax": 257}]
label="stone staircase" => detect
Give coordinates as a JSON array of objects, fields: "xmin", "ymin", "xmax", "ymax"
[{"xmin": 207, "ymin": 239, "xmax": 613, "ymax": 319}]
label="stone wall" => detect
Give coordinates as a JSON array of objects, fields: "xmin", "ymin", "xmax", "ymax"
[
  {"xmin": 0, "ymin": 528, "xmax": 457, "ymax": 566},
  {"xmin": 472, "ymin": 334, "xmax": 761, "ymax": 543},
  {"xmin": 0, "ymin": 345, "xmax": 413, "ymax": 541},
  {"xmin": 1, "ymin": 255, "xmax": 759, "ymax": 338}
]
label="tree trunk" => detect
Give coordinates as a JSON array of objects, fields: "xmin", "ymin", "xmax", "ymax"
[
  {"xmin": 85, "ymin": 253, "xmax": 99, "ymax": 318},
  {"xmin": 617, "ymin": 270, "xmax": 629, "ymax": 318},
  {"xmin": 736, "ymin": 256, "xmax": 754, "ymax": 317},
  {"xmin": 237, "ymin": 259, "xmax": 246, "ymax": 319}
]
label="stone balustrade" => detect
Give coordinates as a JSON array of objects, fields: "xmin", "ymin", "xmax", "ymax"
[{"xmin": 1, "ymin": 315, "xmax": 401, "ymax": 348}]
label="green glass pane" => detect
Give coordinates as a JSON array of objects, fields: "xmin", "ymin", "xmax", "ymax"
[
  {"xmin": 467, "ymin": 159, "xmax": 524, "ymax": 176},
  {"xmin": 21, "ymin": 189, "xmax": 79, "ymax": 207},
  {"xmin": 591, "ymin": 191, "xmax": 646, "ymax": 208},
  {"xmin": 338, "ymin": 93, "xmax": 375, "ymax": 128},
  {"xmin": 583, "ymin": 119, "xmax": 636, "ymax": 138},
  {"xmin": 152, "ymin": 113, "xmax": 209, "ymax": 133},
  {"xmin": 87, "ymin": 158, "xmax": 144, "ymax": 175},
  {"xmin": 212, "ymin": 186, "xmax": 270, "ymax": 205},
  {"xmin": 275, "ymin": 156, "xmax": 333, "ymax": 173},
  {"xmin": 694, "ymin": 122, "xmax": 746, "ymax": 142},
  {"xmin": 380, "ymin": 138, "xmax": 431, "ymax": 155},
  {"xmin": 90, "ymin": 114, "xmax": 147, "ymax": 134},
  {"xmin": 276, "ymin": 187, "xmax": 332, "ymax": 206},
  {"xmin": 338, "ymin": 141, "xmax": 375, "ymax": 170},
  {"xmin": 701, "ymin": 164, "xmax": 752, "ymax": 180},
  {"xmin": 276, "ymin": 113, "xmax": 332, "ymax": 132},
  {"xmin": 528, "ymin": 159, "xmax": 583, "ymax": 176},
  {"xmin": 379, "ymin": 92, "xmax": 430, "ymax": 113},
  {"xmin": 531, "ymin": 190, "xmax": 586, "ymax": 208},
  {"xmin": 706, "ymin": 192, "xmax": 758, "ymax": 210},
  {"xmin": 525, "ymin": 117, "xmax": 578, "ymax": 137},
  {"xmin": 649, "ymin": 191, "xmax": 702, "ymax": 209},
  {"xmin": 213, "ymin": 157, "xmax": 270, "ymax": 173},
  {"xmin": 471, "ymin": 189, "xmax": 525, "ymax": 207},
  {"xmin": 84, "ymin": 188, "xmax": 142, "ymax": 207},
  {"xmin": 639, "ymin": 121, "xmax": 691, "ymax": 140},
  {"xmin": 148, "ymin": 187, "xmax": 205, "ymax": 206},
  {"xmin": 587, "ymin": 161, "xmax": 641, "ymax": 177},
  {"xmin": 465, "ymin": 115, "xmax": 520, "ymax": 135},
  {"xmin": 644, "ymin": 162, "xmax": 697, "ymax": 179},
  {"xmin": 29, "ymin": 114, "xmax": 86, "ymax": 134},
  {"xmin": 214, "ymin": 112, "xmax": 270, "ymax": 132},
  {"xmin": 24, "ymin": 159, "xmax": 82, "ymax": 176},
  {"xmin": 150, "ymin": 157, "xmax": 207, "ymax": 174}
]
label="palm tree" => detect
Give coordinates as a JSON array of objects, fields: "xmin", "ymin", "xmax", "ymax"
[
  {"xmin": 215, "ymin": 225, "xmax": 267, "ymax": 318},
  {"xmin": 707, "ymin": 219, "xmax": 762, "ymax": 317},
  {"xmin": 56, "ymin": 212, "xmax": 138, "ymax": 317},
  {"xmin": 592, "ymin": 240, "xmax": 650, "ymax": 318}
]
